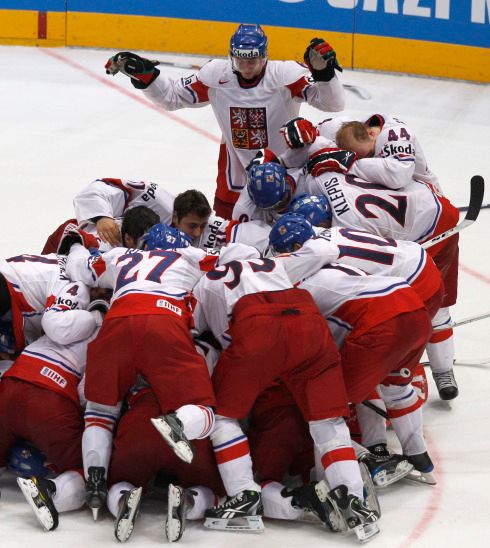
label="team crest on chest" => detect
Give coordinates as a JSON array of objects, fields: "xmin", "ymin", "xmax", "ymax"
[{"xmin": 230, "ymin": 107, "xmax": 268, "ymax": 150}]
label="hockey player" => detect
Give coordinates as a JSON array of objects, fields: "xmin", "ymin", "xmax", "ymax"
[
  {"xmin": 0, "ymin": 313, "xmax": 103, "ymax": 531},
  {"xmin": 269, "ymin": 215, "xmax": 435, "ymax": 484},
  {"xmin": 192, "ymin": 242, "xmax": 380, "ymax": 541},
  {"xmin": 105, "ymin": 24, "xmax": 345, "ymax": 218},
  {"xmin": 285, "ymin": 184, "xmax": 459, "ymax": 401},
  {"xmin": 0, "ymin": 251, "xmax": 101, "ymax": 353},
  {"xmin": 65, "ymin": 223, "xmax": 219, "ymax": 515},
  {"xmin": 280, "ymin": 114, "xmax": 443, "ymax": 193}
]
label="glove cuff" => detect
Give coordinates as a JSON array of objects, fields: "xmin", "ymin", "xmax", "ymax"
[
  {"xmin": 309, "ymin": 65, "xmax": 336, "ymax": 83},
  {"xmin": 131, "ymin": 68, "xmax": 160, "ymax": 89}
]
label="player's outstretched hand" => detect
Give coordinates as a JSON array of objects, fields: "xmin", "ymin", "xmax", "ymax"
[
  {"xmin": 105, "ymin": 52, "xmax": 160, "ymax": 89},
  {"xmin": 57, "ymin": 224, "xmax": 100, "ymax": 255},
  {"xmin": 281, "ymin": 117, "xmax": 318, "ymax": 149},
  {"xmin": 307, "ymin": 148, "xmax": 357, "ymax": 177},
  {"xmin": 304, "ymin": 38, "xmax": 342, "ymax": 82},
  {"xmin": 95, "ymin": 217, "xmax": 121, "ymax": 247}
]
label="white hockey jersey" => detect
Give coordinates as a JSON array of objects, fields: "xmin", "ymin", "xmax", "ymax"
[
  {"xmin": 74, "ymin": 178, "xmax": 175, "ymax": 225},
  {"xmin": 143, "ymin": 59, "xmax": 345, "ymax": 204},
  {"xmin": 66, "ymin": 244, "xmax": 217, "ymax": 320},
  {"xmin": 4, "ymin": 329, "xmax": 98, "ymax": 405},
  {"xmin": 299, "ymin": 265, "xmax": 422, "ymax": 347},
  {"xmin": 303, "ymin": 163, "xmax": 446, "ymax": 243},
  {"xmin": 315, "ymin": 114, "xmax": 442, "ymax": 193},
  {"xmin": 0, "ymin": 254, "xmax": 99, "ymax": 351},
  {"xmin": 197, "ymin": 213, "xmax": 271, "ymax": 255},
  {"xmin": 192, "ymin": 239, "xmax": 339, "ymax": 348}
]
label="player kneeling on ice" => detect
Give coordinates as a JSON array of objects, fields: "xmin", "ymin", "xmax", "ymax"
[
  {"xmin": 269, "ymin": 213, "xmax": 437, "ymax": 485},
  {"xmin": 191, "ymin": 242, "xmax": 380, "ymax": 542},
  {"xmin": 0, "ymin": 303, "xmax": 104, "ymax": 531},
  {"xmin": 65, "ymin": 224, "xmax": 221, "ymax": 519}
]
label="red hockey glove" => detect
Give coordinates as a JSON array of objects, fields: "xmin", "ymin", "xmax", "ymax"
[
  {"xmin": 105, "ymin": 52, "xmax": 160, "ymax": 89},
  {"xmin": 281, "ymin": 117, "xmax": 318, "ymax": 149},
  {"xmin": 307, "ymin": 148, "xmax": 358, "ymax": 177},
  {"xmin": 57, "ymin": 224, "xmax": 100, "ymax": 255},
  {"xmin": 304, "ymin": 38, "xmax": 342, "ymax": 82}
]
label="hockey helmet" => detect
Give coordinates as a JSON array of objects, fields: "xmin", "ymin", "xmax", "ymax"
[
  {"xmin": 138, "ymin": 223, "xmax": 192, "ymax": 251},
  {"xmin": 247, "ymin": 163, "xmax": 291, "ymax": 210},
  {"xmin": 288, "ymin": 193, "xmax": 332, "ymax": 226},
  {"xmin": 229, "ymin": 24, "xmax": 268, "ymax": 60},
  {"xmin": 269, "ymin": 213, "xmax": 315, "ymax": 253},
  {"xmin": 8, "ymin": 441, "xmax": 51, "ymax": 479}
]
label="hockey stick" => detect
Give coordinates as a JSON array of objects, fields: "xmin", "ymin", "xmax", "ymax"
[
  {"xmin": 154, "ymin": 59, "xmax": 372, "ymax": 100},
  {"xmin": 431, "ymin": 310, "xmax": 490, "ymax": 331},
  {"xmin": 422, "ymin": 175, "xmax": 485, "ymax": 250},
  {"xmin": 459, "ymin": 203, "xmax": 490, "ymax": 212},
  {"xmin": 362, "ymin": 400, "xmax": 389, "ymax": 420},
  {"xmin": 422, "ymin": 358, "xmax": 490, "ymax": 367}
]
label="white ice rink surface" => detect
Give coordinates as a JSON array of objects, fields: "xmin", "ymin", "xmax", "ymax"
[{"xmin": 1, "ymin": 45, "xmax": 490, "ymax": 547}]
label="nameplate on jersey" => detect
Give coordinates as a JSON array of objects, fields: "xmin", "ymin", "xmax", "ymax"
[
  {"xmin": 41, "ymin": 366, "xmax": 67, "ymax": 388},
  {"xmin": 156, "ymin": 299, "xmax": 182, "ymax": 316}
]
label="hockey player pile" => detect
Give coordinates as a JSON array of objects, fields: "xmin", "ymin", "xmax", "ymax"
[{"xmin": 0, "ymin": 23, "xmax": 485, "ymax": 544}]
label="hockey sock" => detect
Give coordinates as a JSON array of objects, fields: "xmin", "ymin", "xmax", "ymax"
[
  {"xmin": 378, "ymin": 384, "xmax": 426, "ymax": 456},
  {"xmin": 427, "ymin": 307, "xmax": 455, "ymax": 374},
  {"xmin": 107, "ymin": 481, "xmax": 135, "ymax": 518},
  {"xmin": 355, "ymin": 398, "xmax": 388, "ymax": 449},
  {"xmin": 186, "ymin": 486, "xmax": 224, "ymax": 520},
  {"xmin": 309, "ymin": 417, "xmax": 363, "ymax": 499},
  {"xmin": 175, "ymin": 404, "xmax": 214, "ymax": 440},
  {"xmin": 262, "ymin": 481, "xmax": 303, "ymax": 520},
  {"xmin": 211, "ymin": 415, "xmax": 261, "ymax": 496},
  {"xmin": 52, "ymin": 470, "xmax": 86, "ymax": 512}
]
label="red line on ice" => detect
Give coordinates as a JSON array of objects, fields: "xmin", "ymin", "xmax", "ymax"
[
  {"xmin": 459, "ymin": 263, "xmax": 490, "ymax": 285},
  {"xmin": 397, "ymin": 431, "xmax": 443, "ymax": 548},
  {"xmin": 39, "ymin": 48, "xmax": 221, "ymax": 144}
]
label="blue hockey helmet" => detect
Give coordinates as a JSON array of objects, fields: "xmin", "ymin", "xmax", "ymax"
[
  {"xmin": 247, "ymin": 163, "xmax": 291, "ymax": 210},
  {"xmin": 229, "ymin": 24, "xmax": 268, "ymax": 60},
  {"xmin": 269, "ymin": 213, "xmax": 315, "ymax": 253},
  {"xmin": 288, "ymin": 193, "xmax": 332, "ymax": 226},
  {"xmin": 138, "ymin": 223, "xmax": 192, "ymax": 251},
  {"xmin": 8, "ymin": 441, "xmax": 51, "ymax": 479}
]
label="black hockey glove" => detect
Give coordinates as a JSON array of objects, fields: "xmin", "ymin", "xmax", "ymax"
[
  {"xmin": 105, "ymin": 52, "xmax": 160, "ymax": 89},
  {"xmin": 307, "ymin": 148, "xmax": 358, "ymax": 177},
  {"xmin": 304, "ymin": 38, "xmax": 342, "ymax": 82},
  {"xmin": 245, "ymin": 148, "xmax": 282, "ymax": 172}
]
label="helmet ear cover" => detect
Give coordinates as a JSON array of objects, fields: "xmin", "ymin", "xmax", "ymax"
[{"xmin": 269, "ymin": 213, "xmax": 315, "ymax": 253}]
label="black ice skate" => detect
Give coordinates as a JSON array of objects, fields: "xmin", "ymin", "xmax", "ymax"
[
  {"xmin": 85, "ymin": 466, "xmax": 108, "ymax": 520},
  {"xmin": 405, "ymin": 451, "xmax": 436, "ymax": 485},
  {"xmin": 204, "ymin": 490, "xmax": 264, "ymax": 533},
  {"xmin": 283, "ymin": 482, "xmax": 343, "ymax": 532},
  {"xmin": 360, "ymin": 451, "xmax": 414, "ymax": 488},
  {"xmin": 166, "ymin": 483, "xmax": 194, "ymax": 542},
  {"xmin": 432, "ymin": 369, "xmax": 459, "ymax": 400},
  {"xmin": 329, "ymin": 484, "xmax": 380, "ymax": 543},
  {"xmin": 150, "ymin": 413, "xmax": 194, "ymax": 464},
  {"xmin": 17, "ymin": 476, "xmax": 59, "ymax": 531},
  {"xmin": 114, "ymin": 486, "xmax": 143, "ymax": 543}
]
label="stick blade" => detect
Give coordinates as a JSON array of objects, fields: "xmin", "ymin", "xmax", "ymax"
[{"xmin": 465, "ymin": 175, "xmax": 485, "ymax": 221}]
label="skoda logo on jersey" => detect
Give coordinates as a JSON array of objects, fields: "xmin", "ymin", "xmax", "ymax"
[{"xmin": 231, "ymin": 48, "xmax": 261, "ymax": 59}]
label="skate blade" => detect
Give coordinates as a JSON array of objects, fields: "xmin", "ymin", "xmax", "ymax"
[
  {"xmin": 166, "ymin": 484, "xmax": 185, "ymax": 542},
  {"xmin": 354, "ymin": 522, "xmax": 380, "ymax": 543},
  {"xmin": 115, "ymin": 487, "xmax": 143, "ymax": 543},
  {"xmin": 150, "ymin": 418, "xmax": 194, "ymax": 464},
  {"xmin": 17, "ymin": 478, "xmax": 56, "ymax": 532},
  {"xmin": 371, "ymin": 461, "xmax": 414, "ymax": 488},
  {"xmin": 405, "ymin": 469, "xmax": 437, "ymax": 485},
  {"xmin": 204, "ymin": 515, "xmax": 264, "ymax": 533}
]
